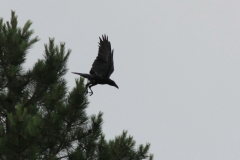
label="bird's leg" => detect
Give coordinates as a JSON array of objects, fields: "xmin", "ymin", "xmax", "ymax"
[
  {"xmin": 88, "ymin": 84, "xmax": 97, "ymax": 96},
  {"xmin": 85, "ymin": 82, "xmax": 91, "ymax": 94}
]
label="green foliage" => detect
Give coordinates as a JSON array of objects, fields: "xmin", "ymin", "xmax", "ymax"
[
  {"xmin": 95, "ymin": 131, "xmax": 154, "ymax": 160},
  {"xmin": 0, "ymin": 11, "xmax": 153, "ymax": 160}
]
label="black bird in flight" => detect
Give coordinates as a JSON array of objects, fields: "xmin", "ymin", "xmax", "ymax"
[{"xmin": 72, "ymin": 35, "xmax": 119, "ymax": 96}]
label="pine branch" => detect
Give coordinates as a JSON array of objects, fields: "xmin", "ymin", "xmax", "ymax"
[
  {"xmin": 0, "ymin": 96, "xmax": 8, "ymax": 112},
  {"xmin": 0, "ymin": 82, "xmax": 8, "ymax": 91},
  {"xmin": 54, "ymin": 123, "xmax": 71, "ymax": 155},
  {"xmin": 115, "ymin": 146, "xmax": 129, "ymax": 159}
]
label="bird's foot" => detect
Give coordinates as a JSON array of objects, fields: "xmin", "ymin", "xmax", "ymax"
[
  {"xmin": 88, "ymin": 90, "xmax": 93, "ymax": 96},
  {"xmin": 84, "ymin": 89, "xmax": 93, "ymax": 96}
]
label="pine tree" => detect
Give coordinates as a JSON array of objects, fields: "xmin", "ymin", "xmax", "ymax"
[{"xmin": 0, "ymin": 11, "xmax": 153, "ymax": 160}]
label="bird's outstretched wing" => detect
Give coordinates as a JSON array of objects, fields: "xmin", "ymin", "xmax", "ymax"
[{"xmin": 90, "ymin": 35, "xmax": 114, "ymax": 78}]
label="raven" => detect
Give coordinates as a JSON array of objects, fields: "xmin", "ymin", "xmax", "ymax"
[{"xmin": 72, "ymin": 35, "xmax": 118, "ymax": 96}]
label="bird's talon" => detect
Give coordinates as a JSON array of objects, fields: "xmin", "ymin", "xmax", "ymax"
[{"xmin": 89, "ymin": 91, "xmax": 93, "ymax": 96}]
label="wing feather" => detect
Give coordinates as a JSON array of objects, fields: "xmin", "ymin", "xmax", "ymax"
[{"xmin": 90, "ymin": 35, "xmax": 114, "ymax": 78}]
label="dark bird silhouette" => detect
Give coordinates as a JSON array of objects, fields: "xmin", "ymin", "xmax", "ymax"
[{"xmin": 72, "ymin": 35, "xmax": 118, "ymax": 96}]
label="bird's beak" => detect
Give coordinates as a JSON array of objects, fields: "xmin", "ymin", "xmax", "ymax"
[{"xmin": 114, "ymin": 84, "xmax": 119, "ymax": 89}]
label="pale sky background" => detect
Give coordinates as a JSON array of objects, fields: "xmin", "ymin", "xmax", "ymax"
[{"xmin": 2, "ymin": 1, "xmax": 240, "ymax": 159}]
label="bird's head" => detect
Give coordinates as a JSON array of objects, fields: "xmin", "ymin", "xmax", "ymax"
[{"xmin": 109, "ymin": 80, "xmax": 119, "ymax": 89}]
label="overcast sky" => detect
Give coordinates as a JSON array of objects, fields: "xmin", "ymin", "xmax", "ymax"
[{"xmin": 2, "ymin": 1, "xmax": 240, "ymax": 159}]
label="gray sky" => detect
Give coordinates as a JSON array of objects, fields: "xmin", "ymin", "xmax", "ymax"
[{"xmin": 2, "ymin": 1, "xmax": 240, "ymax": 159}]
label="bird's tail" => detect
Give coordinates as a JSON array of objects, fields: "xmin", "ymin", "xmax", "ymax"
[{"xmin": 72, "ymin": 72, "xmax": 91, "ymax": 79}]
